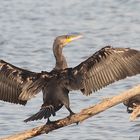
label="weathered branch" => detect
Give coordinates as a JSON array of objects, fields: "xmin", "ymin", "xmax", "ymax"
[{"xmin": 1, "ymin": 84, "xmax": 140, "ymax": 140}]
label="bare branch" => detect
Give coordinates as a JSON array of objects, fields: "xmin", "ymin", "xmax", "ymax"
[{"xmin": 1, "ymin": 84, "xmax": 140, "ymax": 140}]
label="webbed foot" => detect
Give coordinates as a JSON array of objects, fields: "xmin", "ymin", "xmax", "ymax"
[{"xmin": 67, "ymin": 109, "xmax": 79, "ymax": 125}]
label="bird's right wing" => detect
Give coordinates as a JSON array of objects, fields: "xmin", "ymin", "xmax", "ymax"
[{"xmin": 0, "ymin": 60, "xmax": 47, "ymax": 105}]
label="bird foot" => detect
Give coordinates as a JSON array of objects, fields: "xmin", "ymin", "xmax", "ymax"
[
  {"xmin": 70, "ymin": 111, "xmax": 75, "ymax": 116},
  {"xmin": 67, "ymin": 112, "xmax": 79, "ymax": 125},
  {"xmin": 67, "ymin": 112, "xmax": 74, "ymax": 119}
]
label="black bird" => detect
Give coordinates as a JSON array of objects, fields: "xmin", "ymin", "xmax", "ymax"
[{"xmin": 0, "ymin": 33, "xmax": 140, "ymax": 123}]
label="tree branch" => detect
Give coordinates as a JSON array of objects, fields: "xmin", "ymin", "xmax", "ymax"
[{"xmin": 1, "ymin": 84, "xmax": 140, "ymax": 140}]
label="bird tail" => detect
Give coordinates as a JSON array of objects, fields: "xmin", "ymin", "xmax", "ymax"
[{"xmin": 24, "ymin": 105, "xmax": 55, "ymax": 122}]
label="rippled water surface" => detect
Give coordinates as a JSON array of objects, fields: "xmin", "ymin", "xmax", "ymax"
[{"xmin": 0, "ymin": 0, "xmax": 140, "ymax": 139}]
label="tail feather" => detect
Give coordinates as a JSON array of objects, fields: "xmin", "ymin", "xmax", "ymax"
[{"xmin": 24, "ymin": 105, "xmax": 55, "ymax": 122}]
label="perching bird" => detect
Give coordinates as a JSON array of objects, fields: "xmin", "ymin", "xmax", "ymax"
[{"xmin": 0, "ymin": 33, "xmax": 140, "ymax": 123}]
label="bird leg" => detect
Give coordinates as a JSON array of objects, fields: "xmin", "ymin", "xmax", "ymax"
[
  {"xmin": 66, "ymin": 107, "xmax": 79, "ymax": 125},
  {"xmin": 46, "ymin": 118, "xmax": 54, "ymax": 125},
  {"xmin": 67, "ymin": 107, "xmax": 75, "ymax": 116}
]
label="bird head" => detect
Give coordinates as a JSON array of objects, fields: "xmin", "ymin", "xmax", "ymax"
[{"xmin": 54, "ymin": 33, "xmax": 83, "ymax": 47}]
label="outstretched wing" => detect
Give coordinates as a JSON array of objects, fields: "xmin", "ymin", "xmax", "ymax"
[
  {"xmin": 0, "ymin": 60, "xmax": 46, "ymax": 105},
  {"xmin": 65, "ymin": 46, "xmax": 140, "ymax": 95}
]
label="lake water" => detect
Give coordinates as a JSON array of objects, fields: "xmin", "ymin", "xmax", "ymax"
[{"xmin": 0, "ymin": 0, "xmax": 140, "ymax": 140}]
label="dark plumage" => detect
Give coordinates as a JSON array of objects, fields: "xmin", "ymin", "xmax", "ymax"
[
  {"xmin": 123, "ymin": 95, "xmax": 140, "ymax": 113},
  {"xmin": 0, "ymin": 34, "xmax": 140, "ymax": 123}
]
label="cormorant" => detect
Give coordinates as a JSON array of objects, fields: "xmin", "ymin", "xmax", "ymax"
[{"xmin": 0, "ymin": 33, "xmax": 140, "ymax": 123}]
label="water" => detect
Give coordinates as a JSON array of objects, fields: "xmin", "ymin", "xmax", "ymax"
[{"xmin": 0, "ymin": 0, "xmax": 140, "ymax": 139}]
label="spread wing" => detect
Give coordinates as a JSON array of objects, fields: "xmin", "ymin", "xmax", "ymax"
[
  {"xmin": 65, "ymin": 46, "xmax": 140, "ymax": 95},
  {"xmin": 0, "ymin": 60, "xmax": 47, "ymax": 105}
]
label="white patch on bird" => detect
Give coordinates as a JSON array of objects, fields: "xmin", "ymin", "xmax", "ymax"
[
  {"xmin": 114, "ymin": 50, "xmax": 125, "ymax": 53},
  {"xmin": 73, "ymin": 70, "xmax": 78, "ymax": 75},
  {"xmin": 98, "ymin": 54, "xmax": 102, "ymax": 58}
]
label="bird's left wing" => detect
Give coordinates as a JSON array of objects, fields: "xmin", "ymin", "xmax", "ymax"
[
  {"xmin": 0, "ymin": 60, "xmax": 48, "ymax": 105},
  {"xmin": 64, "ymin": 46, "xmax": 140, "ymax": 95}
]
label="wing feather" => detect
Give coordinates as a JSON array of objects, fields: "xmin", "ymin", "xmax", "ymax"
[
  {"xmin": 0, "ymin": 60, "xmax": 46, "ymax": 105},
  {"xmin": 66, "ymin": 46, "xmax": 140, "ymax": 95}
]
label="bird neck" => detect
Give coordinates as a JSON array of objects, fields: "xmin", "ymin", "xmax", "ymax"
[{"xmin": 53, "ymin": 43, "xmax": 68, "ymax": 70}]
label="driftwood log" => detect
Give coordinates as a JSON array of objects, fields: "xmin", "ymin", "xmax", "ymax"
[{"xmin": 1, "ymin": 84, "xmax": 140, "ymax": 140}]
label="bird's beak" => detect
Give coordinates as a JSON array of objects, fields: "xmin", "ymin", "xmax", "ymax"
[{"xmin": 66, "ymin": 34, "xmax": 83, "ymax": 43}]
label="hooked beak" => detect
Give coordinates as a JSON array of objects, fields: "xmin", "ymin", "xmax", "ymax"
[{"xmin": 66, "ymin": 33, "xmax": 83, "ymax": 43}]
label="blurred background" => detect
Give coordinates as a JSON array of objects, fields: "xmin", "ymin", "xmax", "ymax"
[{"xmin": 0, "ymin": 0, "xmax": 140, "ymax": 139}]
